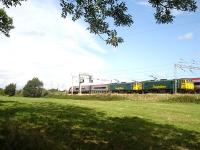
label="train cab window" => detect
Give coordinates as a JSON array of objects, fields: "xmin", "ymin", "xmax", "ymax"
[{"xmin": 182, "ymin": 80, "xmax": 187, "ymax": 83}]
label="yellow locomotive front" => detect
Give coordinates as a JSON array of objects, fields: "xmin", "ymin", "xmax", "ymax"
[
  {"xmin": 133, "ymin": 82, "xmax": 142, "ymax": 92},
  {"xmin": 179, "ymin": 79, "xmax": 194, "ymax": 91}
]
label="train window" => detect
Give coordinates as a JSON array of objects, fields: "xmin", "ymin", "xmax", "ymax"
[
  {"xmin": 195, "ymin": 82, "xmax": 200, "ymax": 85},
  {"xmin": 93, "ymin": 87, "xmax": 106, "ymax": 89}
]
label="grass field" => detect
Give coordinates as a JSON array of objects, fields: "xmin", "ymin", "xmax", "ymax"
[{"xmin": 0, "ymin": 95, "xmax": 200, "ymax": 149}]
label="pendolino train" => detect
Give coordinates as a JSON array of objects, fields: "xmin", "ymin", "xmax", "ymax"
[
  {"xmin": 192, "ymin": 78, "xmax": 200, "ymax": 93},
  {"xmin": 69, "ymin": 78, "xmax": 199, "ymax": 94}
]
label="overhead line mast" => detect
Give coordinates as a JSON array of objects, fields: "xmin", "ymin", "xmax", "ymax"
[
  {"xmin": 174, "ymin": 60, "xmax": 200, "ymax": 94},
  {"xmin": 78, "ymin": 73, "xmax": 93, "ymax": 95}
]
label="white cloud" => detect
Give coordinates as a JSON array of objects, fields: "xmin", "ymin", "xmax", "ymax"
[
  {"xmin": 0, "ymin": 0, "xmax": 110, "ymax": 90},
  {"xmin": 171, "ymin": 9, "xmax": 184, "ymax": 16},
  {"xmin": 136, "ymin": 0, "xmax": 150, "ymax": 7},
  {"xmin": 178, "ymin": 32, "xmax": 193, "ymax": 40}
]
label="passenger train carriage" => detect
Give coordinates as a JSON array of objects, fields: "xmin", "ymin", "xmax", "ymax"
[
  {"xmin": 91, "ymin": 84, "xmax": 108, "ymax": 93},
  {"xmin": 192, "ymin": 78, "xmax": 200, "ymax": 93},
  {"xmin": 69, "ymin": 85, "xmax": 91, "ymax": 94}
]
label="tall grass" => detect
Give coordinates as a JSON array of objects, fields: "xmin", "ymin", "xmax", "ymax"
[{"xmin": 45, "ymin": 93, "xmax": 200, "ymax": 103}]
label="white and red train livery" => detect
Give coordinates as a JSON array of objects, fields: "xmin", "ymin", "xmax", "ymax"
[{"xmin": 192, "ymin": 78, "xmax": 200, "ymax": 93}]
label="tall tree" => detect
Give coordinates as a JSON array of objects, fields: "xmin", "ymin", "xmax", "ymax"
[
  {"xmin": 23, "ymin": 77, "xmax": 44, "ymax": 97},
  {"xmin": 4, "ymin": 83, "xmax": 16, "ymax": 96},
  {"xmin": 0, "ymin": 0, "xmax": 198, "ymax": 46}
]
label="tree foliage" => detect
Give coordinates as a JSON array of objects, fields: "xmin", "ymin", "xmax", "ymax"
[
  {"xmin": 60, "ymin": 0, "xmax": 133, "ymax": 46},
  {"xmin": 0, "ymin": 8, "xmax": 14, "ymax": 37},
  {"xmin": 148, "ymin": 0, "xmax": 197, "ymax": 24},
  {"xmin": 4, "ymin": 83, "xmax": 16, "ymax": 96},
  {"xmin": 23, "ymin": 77, "xmax": 43, "ymax": 97},
  {"xmin": 0, "ymin": 0, "xmax": 198, "ymax": 46},
  {"xmin": 0, "ymin": 0, "xmax": 26, "ymax": 37},
  {"xmin": 0, "ymin": 88, "xmax": 5, "ymax": 95}
]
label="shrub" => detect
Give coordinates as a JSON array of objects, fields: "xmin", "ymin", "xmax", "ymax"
[
  {"xmin": 0, "ymin": 88, "xmax": 5, "ymax": 96},
  {"xmin": 42, "ymin": 89, "xmax": 49, "ymax": 97},
  {"xmin": 4, "ymin": 83, "xmax": 16, "ymax": 96},
  {"xmin": 15, "ymin": 90, "xmax": 23, "ymax": 97},
  {"xmin": 23, "ymin": 78, "xmax": 43, "ymax": 97}
]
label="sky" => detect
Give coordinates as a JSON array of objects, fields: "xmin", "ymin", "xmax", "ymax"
[{"xmin": 0, "ymin": 0, "xmax": 200, "ymax": 90}]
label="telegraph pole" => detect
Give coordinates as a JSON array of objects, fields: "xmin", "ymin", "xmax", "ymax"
[
  {"xmin": 70, "ymin": 74, "xmax": 77, "ymax": 95},
  {"xmin": 71, "ymin": 75, "xmax": 74, "ymax": 95},
  {"xmin": 174, "ymin": 64, "xmax": 177, "ymax": 94},
  {"xmin": 79, "ymin": 74, "xmax": 82, "ymax": 95}
]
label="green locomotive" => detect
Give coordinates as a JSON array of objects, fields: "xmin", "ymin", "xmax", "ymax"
[
  {"xmin": 143, "ymin": 79, "xmax": 173, "ymax": 93},
  {"xmin": 109, "ymin": 82, "xmax": 142, "ymax": 93},
  {"xmin": 109, "ymin": 78, "xmax": 194, "ymax": 93},
  {"xmin": 142, "ymin": 78, "xmax": 194, "ymax": 93}
]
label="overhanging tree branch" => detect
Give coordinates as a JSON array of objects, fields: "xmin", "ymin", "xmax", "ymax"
[{"xmin": 0, "ymin": 0, "xmax": 198, "ymax": 46}]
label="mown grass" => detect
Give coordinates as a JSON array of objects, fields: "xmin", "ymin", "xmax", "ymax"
[{"xmin": 0, "ymin": 95, "xmax": 200, "ymax": 150}]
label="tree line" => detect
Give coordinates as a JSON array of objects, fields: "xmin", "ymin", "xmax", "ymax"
[{"xmin": 0, "ymin": 77, "xmax": 54, "ymax": 97}]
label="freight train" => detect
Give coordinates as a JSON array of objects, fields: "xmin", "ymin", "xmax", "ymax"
[{"xmin": 69, "ymin": 78, "xmax": 199, "ymax": 94}]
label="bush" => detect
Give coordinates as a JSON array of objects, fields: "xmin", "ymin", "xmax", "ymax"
[
  {"xmin": 48, "ymin": 88, "xmax": 59, "ymax": 93},
  {"xmin": 15, "ymin": 90, "xmax": 23, "ymax": 97},
  {"xmin": 23, "ymin": 78, "xmax": 43, "ymax": 97},
  {"xmin": 42, "ymin": 89, "xmax": 49, "ymax": 97},
  {"xmin": 0, "ymin": 88, "xmax": 5, "ymax": 96},
  {"xmin": 4, "ymin": 83, "xmax": 16, "ymax": 96}
]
